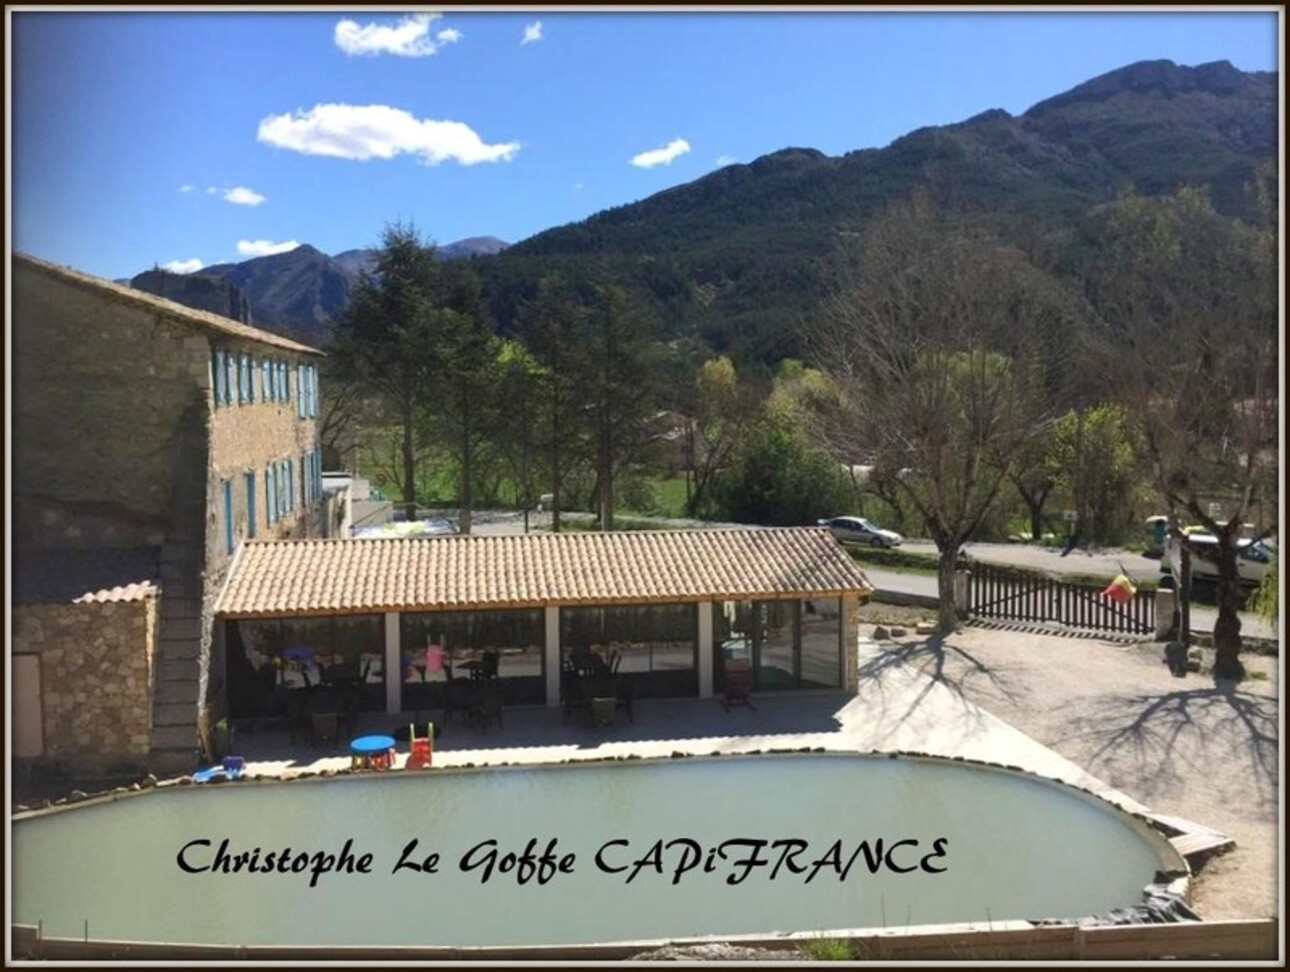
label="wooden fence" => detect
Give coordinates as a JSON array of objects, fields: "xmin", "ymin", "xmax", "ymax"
[{"xmin": 968, "ymin": 562, "xmax": 1155, "ymax": 635}]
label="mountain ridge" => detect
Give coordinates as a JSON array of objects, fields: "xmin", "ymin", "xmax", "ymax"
[
  {"xmin": 130, "ymin": 236, "xmax": 512, "ymax": 346},
  {"xmin": 131, "ymin": 59, "xmax": 1274, "ymax": 360}
]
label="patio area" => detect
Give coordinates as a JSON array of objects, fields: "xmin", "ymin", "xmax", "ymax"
[{"xmin": 223, "ymin": 637, "xmax": 1153, "ymax": 821}]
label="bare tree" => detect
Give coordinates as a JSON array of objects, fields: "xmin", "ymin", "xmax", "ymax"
[
  {"xmin": 1082, "ymin": 185, "xmax": 1278, "ymax": 678},
  {"xmin": 805, "ymin": 197, "xmax": 1085, "ymax": 631}
]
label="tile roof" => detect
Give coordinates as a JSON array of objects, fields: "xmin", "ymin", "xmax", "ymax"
[
  {"xmin": 216, "ymin": 528, "xmax": 874, "ymax": 618},
  {"xmin": 13, "ymin": 548, "xmax": 161, "ymax": 605},
  {"xmin": 13, "ymin": 252, "xmax": 323, "ymax": 356}
]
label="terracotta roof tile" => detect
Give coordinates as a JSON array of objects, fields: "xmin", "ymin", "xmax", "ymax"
[
  {"xmin": 14, "ymin": 252, "xmax": 323, "ymax": 356},
  {"xmin": 216, "ymin": 528, "xmax": 874, "ymax": 618}
]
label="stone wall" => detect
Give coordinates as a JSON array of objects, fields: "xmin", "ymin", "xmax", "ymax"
[
  {"xmin": 842, "ymin": 592, "xmax": 860, "ymax": 693},
  {"xmin": 12, "ymin": 597, "xmax": 157, "ymax": 773},
  {"xmin": 12, "ymin": 262, "xmax": 213, "ymax": 553},
  {"xmin": 207, "ymin": 353, "xmax": 321, "ymax": 571}
]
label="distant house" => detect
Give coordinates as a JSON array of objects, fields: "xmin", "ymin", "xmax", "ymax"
[{"xmin": 11, "ymin": 252, "xmax": 331, "ymax": 773}]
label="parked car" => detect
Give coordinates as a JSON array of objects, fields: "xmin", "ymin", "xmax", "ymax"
[
  {"xmin": 817, "ymin": 516, "xmax": 903, "ymax": 548},
  {"xmin": 1160, "ymin": 533, "xmax": 1275, "ymax": 587},
  {"xmin": 1143, "ymin": 515, "xmax": 1169, "ymax": 557}
]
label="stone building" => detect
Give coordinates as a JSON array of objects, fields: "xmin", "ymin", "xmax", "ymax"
[{"xmin": 11, "ymin": 252, "xmax": 328, "ymax": 773}]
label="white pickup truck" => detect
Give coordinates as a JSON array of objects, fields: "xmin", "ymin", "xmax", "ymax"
[{"xmin": 1161, "ymin": 533, "xmax": 1275, "ymax": 587}]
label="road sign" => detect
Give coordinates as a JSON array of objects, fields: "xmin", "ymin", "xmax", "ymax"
[{"xmin": 1062, "ymin": 508, "xmax": 1079, "ymax": 523}]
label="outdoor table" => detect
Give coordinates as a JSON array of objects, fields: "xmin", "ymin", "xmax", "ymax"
[{"xmin": 349, "ymin": 733, "xmax": 396, "ymax": 771}]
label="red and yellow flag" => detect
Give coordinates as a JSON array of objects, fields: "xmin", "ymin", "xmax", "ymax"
[{"xmin": 1102, "ymin": 573, "xmax": 1138, "ymax": 604}]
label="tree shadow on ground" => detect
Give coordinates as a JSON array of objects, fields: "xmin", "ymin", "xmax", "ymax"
[
  {"xmin": 1065, "ymin": 677, "xmax": 1278, "ymax": 811},
  {"xmin": 858, "ymin": 635, "xmax": 1027, "ymax": 708}
]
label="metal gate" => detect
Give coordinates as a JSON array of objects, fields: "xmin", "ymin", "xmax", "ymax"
[{"xmin": 968, "ymin": 563, "xmax": 1155, "ymax": 635}]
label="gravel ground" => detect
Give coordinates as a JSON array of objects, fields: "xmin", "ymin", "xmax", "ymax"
[{"xmin": 857, "ymin": 609, "xmax": 1280, "ymax": 921}]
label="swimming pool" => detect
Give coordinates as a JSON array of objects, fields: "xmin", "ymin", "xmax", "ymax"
[{"xmin": 12, "ymin": 753, "xmax": 1183, "ymax": 948}]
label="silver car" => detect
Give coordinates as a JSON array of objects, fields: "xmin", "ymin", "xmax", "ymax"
[{"xmin": 817, "ymin": 516, "xmax": 903, "ymax": 548}]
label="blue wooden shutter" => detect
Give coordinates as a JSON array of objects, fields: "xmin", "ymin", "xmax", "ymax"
[
  {"xmin": 267, "ymin": 464, "xmax": 277, "ymax": 524},
  {"xmin": 246, "ymin": 471, "xmax": 257, "ymax": 538},
  {"xmin": 222, "ymin": 480, "xmax": 234, "ymax": 554},
  {"xmin": 212, "ymin": 351, "xmax": 224, "ymax": 406},
  {"xmin": 224, "ymin": 353, "xmax": 236, "ymax": 405}
]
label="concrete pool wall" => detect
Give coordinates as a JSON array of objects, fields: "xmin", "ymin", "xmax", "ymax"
[{"xmin": 12, "ymin": 751, "xmax": 1187, "ymax": 950}]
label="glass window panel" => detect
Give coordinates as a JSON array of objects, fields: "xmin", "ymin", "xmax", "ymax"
[
  {"xmin": 226, "ymin": 619, "xmax": 283, "ymax": 718},
  {"xmin": 800, "ymin": 598, "xmax": 842, "ymax": 688},
  {"xmin": 756, "ymin": 600, "xmax": 798, "ymax": 691},
  {"xmin": 561, "ymin": 603, "xmax": 697, "ymax": 699},
  {"xmin": 401, "ymin": 609, "xmax": 545, "ymax": 708}
]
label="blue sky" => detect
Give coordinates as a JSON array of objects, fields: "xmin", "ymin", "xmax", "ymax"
[{"xmin": 9, "ymin": 9, "xmax": 1280, "ymax": 281}]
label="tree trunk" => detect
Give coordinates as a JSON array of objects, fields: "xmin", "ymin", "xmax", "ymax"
[
  {"xmin": 1017, "ymin": 482, "xmax": 1051, "ymax": 542},
  {"xmin": 598, "ymin": 415, "xmax": 614, "ymax": 531},
  {"xmin": 401, "ymin": 404, "xmax": 417, "ymax": 521},
  {"xmin": 458, "ymin": 404, "xmax": 473, "ymax": 536},
  {"xmin": 935, "ymin": 544, "xmax": 960, "ymax": 634},
  {"xmin": 550, "ymin": 389, "xmax": 562, "ymax": 533},
  {"xmin": 1212, "ymin": 534, "xmax": 1245, "ymax": 680}
]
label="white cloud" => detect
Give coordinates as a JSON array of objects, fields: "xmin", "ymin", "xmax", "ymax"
[
  {"xmin": 334, "ymin": 13, "xmax": 460, "ymax": 57},
  {"xmin": 237, "ymin": 239, "xmax": 301, "ymax": 258},
  {"xmin": 572, "ymin": 182, "xmax": 584, "ymax": 192},
  {"xmin": 630, "ymin": 138, "xmax": 691, "ymax": 169},
  {"xmin": 205, "ymin": 186, "xmax": 219, "ymax": 195},
  {"xmin": 161, "ymin": 258, "xmax": 204, "ymax": 274},
  {"xmin": 258, "ymin": 103, "xmax": 520, "ymax": 166},
  {"xmin": 521, "ymin": 21, "xmax": 542, "ymax": 45},
  {"xmin": 222, "ymin": 186, "xmax": 266, "ymax": 206},
  {"xmin": 716, "ymin": 155, "xmax": 738, "ymax": 166},
  {"xmin": 178, "ymin": 184, "xmax": 195, "ymax": 193}
]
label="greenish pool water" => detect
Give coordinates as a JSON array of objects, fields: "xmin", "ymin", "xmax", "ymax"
[{"xmin": 12, "ymin": 753, "xmax": 1179, "ymax": 948}]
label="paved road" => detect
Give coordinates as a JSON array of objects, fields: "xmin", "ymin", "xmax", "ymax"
[
  {"xmin": 446, "ymin": 511, "xmax": 1278, "ymax": 641},
  {"xmin": 901, "ymin": 539, "xmax": 1163, "ymax": 582}
]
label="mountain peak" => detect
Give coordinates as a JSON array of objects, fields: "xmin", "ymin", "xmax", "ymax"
[{"xmin": 1025, "ymin": 59, "xmax": 1250, "ymax": 116}]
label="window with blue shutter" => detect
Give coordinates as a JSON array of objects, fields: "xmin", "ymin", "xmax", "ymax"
[
  {"xmin": 262, "ymin": 359, "xmax": 272, "ymax": 401},
  {"xmin": 224, "ymin": 352, "xmax": 237, "ymax": 405},
  {"xmin": 222, "ymin": 479, "xmax": 235, "ymax": 554},
  {"xmin": 267, "ymin": 464, "xmax": 277, "ymax": 524},
  {"xmin": 246, "ymin": 471, "xmax": 257, "ymax": 538},
  {"xmin": 297, "ymin": 364, "xmax": 306, "ymax": 418},
  {"xmin": 215, "ymin": 350, "xmax": 228, "ymax": 406}
]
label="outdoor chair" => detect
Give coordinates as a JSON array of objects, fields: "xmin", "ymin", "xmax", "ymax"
[
  {"xmin": 722, "ymin": 661, "xmax": 756, "ymax": 712},
  {"xmin": 442, "ymin": 665, "xmax": 476, "ymax": 726},
  {"xmin": 470, "ymin": 681, "xmax": 503, "ymax": 731},
  {"xmin": 585, "ymin": 673, "xmax": 618, "ymax": 728},
  {"xmin": 614, "ymin": 674, "xmax": 635, "ymax": 723},
  {"xmin": 561, "ymin": 663, "xmax": 588, "ymax": 723},
  {"xmin": 279, "ymin": 687, "xmax": 312, "ymax": 744},
  {"xmin": 470, "ymin": 650, "xmax": 500, "ymax": 681},
  {"xmin": 310, "ymin": 710, "xmax": 340, "ymax": 748}
]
